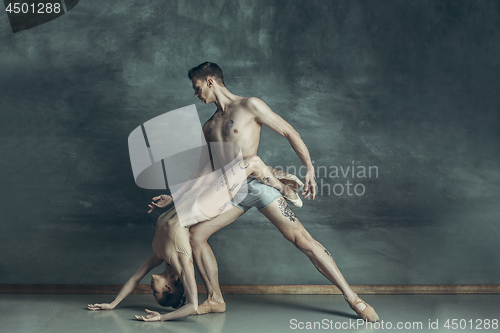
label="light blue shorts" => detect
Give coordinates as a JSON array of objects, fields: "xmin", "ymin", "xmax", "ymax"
[{"xmin": 230, "ymin": 177, "xmax": 282, "ymax": 212}]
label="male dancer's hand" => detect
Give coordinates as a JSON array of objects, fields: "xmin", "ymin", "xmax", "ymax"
[
  {"xmin": 148, "ymin": 195, "xmax": 173, "ymax": 213},
  {"xmin": 302, "ymin": 168, "xmax": 317, "ymax": 200},
  {"xmin": 87, "ymin": 303, "xmax": 115, "ymax": 311}
]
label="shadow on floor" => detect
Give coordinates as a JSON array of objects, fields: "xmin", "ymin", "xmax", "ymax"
[{"xmin": 240, "ymin": 295, "xmax": 359, "ymax": 320}]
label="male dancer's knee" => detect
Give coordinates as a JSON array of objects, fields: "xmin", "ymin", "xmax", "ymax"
[
  {"xmin": 189, "ymin": 228, "xmax": 208, "ymax": 251},
  {"xmin": 286, "ymin": 228, "xmax": 315, "ymax": 255}
]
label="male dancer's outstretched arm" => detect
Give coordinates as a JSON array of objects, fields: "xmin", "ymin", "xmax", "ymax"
[{"xmin": 245, "ymin": 97, "xmax": 317, "ymax": 199}]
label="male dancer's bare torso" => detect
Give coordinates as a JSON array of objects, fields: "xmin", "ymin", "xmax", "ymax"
[{"xmin": 202, "ymin": 97, "xmax": 262, "ymax": 159}]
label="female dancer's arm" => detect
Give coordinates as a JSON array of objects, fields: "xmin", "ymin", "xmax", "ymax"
[
  {"xmin": 88, "ymin": 253, "xmax": 163, "ymax": 310},
  {"xmin": 135, "ymin": 253, "xmax": 198, "ymax": 321}
]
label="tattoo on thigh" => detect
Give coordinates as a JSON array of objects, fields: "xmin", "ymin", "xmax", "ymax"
[
  {"xmin": 263, "ymin": 176, "xmax": 270, "ymax": 184},
  {"xmin": 239, "ymin": 162, "xmax": 249, "ymax": 169},
  {"xmin": 277, "ymin": 197, "xmax": 296, "ymax": 222},
  {"xmin": 229, "ymin": 182, "xmax": 239, "ymax": 192}
]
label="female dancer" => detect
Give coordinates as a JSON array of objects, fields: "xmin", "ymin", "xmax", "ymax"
[{"xmin": 87, "ymin": 154, "xmax": 302, "ymax": 321}]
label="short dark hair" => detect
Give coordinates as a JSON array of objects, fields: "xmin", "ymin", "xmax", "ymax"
[
  {"xmin": 188, "ymin": 62, "xmax": 225, "ymax": 86},
  {"xmin": 156, "ymin": 278, "xmax": 186, "ymax": 309}
]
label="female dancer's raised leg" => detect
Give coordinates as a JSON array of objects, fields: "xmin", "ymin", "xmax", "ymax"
[{"xmin": 196, "ymin": 155, "xmax": 300, "ymax": 219}]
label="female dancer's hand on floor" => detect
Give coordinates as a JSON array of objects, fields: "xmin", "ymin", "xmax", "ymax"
[
  {"xmin": 148, "ymin": 195, "xmax": 173, "ymax": 213},
  {"xmin": 87, "ymin": 303, "xmax": 115, "ymax": 311},
  {"xmin": 135, "ymin": 309, "xmax": 162, "ymax": 322}
]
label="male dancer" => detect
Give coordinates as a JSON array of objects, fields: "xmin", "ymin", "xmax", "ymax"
[{"xmin": 154, "ymin": 62, "xmax": 378, "ymax": 322}]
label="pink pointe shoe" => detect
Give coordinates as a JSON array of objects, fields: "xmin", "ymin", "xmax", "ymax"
[
  {"xmin": 271, "ymin": 168, "xmax": 304, "ymax": 191},
  {"xmin": 284, "ymin": 189, "xmax": 303, "ymax": 208},
  {"xmin": 272, "ymin": 168, "xmax": 304, "ymax": 207}
]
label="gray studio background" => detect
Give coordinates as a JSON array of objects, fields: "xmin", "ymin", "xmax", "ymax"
[{"xmin": 1, "ymin": 0, "xmax": 499, "ymax": 285}]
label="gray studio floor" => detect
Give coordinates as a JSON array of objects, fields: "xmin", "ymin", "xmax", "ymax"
[{"xmin": 1, "ymin": 294, "xmax": 498, "ymax": 333}]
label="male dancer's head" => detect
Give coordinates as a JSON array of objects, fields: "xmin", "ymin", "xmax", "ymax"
[
  {"xmin": 188, "ymin": 62, "xmax": 225, "ymax": 86},
  {"xmin": 188, "ymin": 62, "xmax": 229, "ymax": 105}
]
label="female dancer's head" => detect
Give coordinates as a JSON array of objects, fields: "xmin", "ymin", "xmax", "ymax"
[{"xmin": 150, "ymin": 270, "xmax": 185, "ymax": 309}]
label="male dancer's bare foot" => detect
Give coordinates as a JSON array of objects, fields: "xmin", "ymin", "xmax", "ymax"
[
  {"xmin": 194, "ymin": 299, "xmax": 226, "ymax": 315},
  {"xmin": 344, "ymin": 294, "xmax": 379, "ymax": 322}
]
